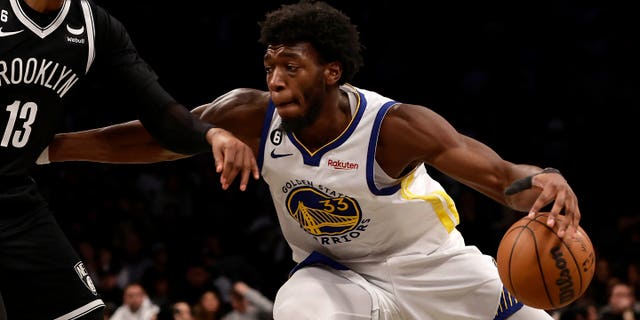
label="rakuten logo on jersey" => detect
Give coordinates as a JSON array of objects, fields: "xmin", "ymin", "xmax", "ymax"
[{"xmin": 327, "ymin": 159, "xmax": 359, "ymax": 170}]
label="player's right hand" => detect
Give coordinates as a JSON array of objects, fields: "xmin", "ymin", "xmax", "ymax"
[
  {"xmin": 528, "ymin": 171, "xmax": 580, "ymax": 239},
  {"xmin": 205, "ymin": 128, "xmax": 259, "ymax": 191}
]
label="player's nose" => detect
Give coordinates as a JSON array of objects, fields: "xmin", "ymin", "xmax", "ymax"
[{"xmin": 267, "ymin": 68, "xmax": 287, "ymax": 92}]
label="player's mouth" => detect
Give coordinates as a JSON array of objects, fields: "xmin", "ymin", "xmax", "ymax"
[{"xmin": 275, "ymin": 101, "xmax": 299, "ymax": 109}]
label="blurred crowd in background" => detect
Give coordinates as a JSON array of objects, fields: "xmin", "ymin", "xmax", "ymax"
[{"xmin": 27, "ymin": 0, "xmax": 639, "ymax": 319}]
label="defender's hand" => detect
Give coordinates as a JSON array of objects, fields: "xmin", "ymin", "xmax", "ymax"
[{"xmin": 206, "ymin": 128, "xmax": 259, "ymax": 191}]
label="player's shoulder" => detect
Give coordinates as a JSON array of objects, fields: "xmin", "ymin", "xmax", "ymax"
[
  {"xmin": 341, "ymin": 86, "xmax": 395, "ymax": 113},
  {"xmin": 343, "ymin": 84, "xmax": 391, "ymax": 103},
  {"xmin": 216, "ymin": 88, "xmax": 270, "ymax": 115},
  {"xmin": 200, "ymin": 88, "xmax": 269, "ymax": 119},
  {"xmin": 226, "ymin": 88, "xmax": 270, "ymax": 105},
  {"xmin": 385, "ymin": 102, "xmax": 440, "ymax": 126},
  {"xmin": 198, "ymin": 88, "xmax": 269, "ymax": 136}
]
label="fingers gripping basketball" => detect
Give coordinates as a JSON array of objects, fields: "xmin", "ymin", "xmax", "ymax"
[{"xmin": 496, "ymin": 213, "xmax": 596, "ymax": 310}]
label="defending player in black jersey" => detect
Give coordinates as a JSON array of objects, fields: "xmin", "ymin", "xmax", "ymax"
[{"xmin": 0, "ymin": 0, "xmax": 258, "ymax": 318}]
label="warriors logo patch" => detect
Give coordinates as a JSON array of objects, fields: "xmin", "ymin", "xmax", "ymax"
[
  {"xmin": 74, "ymin": 261, "xmax": 98, "ymax": 296},
  {"xmin": 286, "ymin": 187, "xmax": 362, "ymax": 236}
]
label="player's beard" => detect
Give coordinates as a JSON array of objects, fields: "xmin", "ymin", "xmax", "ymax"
[{"xmin": 279, "ymin": 97, "xmax": 323, "ymax": 133}]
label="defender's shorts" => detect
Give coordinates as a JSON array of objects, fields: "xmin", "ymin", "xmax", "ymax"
[{"xmin": 0, "ymin": 207, "xmax": 104, "ymax": 319}]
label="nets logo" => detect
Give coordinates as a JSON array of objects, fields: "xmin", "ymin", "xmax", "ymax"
[
  {"xmin": 74, "ymin": 261, "xmax": 98, "ymax": 296},
  {"xmin": 327, "ymin": 159, "xmax": 358, "ymax": 170}
]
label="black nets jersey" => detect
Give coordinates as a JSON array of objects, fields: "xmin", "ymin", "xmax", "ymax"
[{"xmin": 0, "ymin": 0, "xmax": 160, "ymax": 212}]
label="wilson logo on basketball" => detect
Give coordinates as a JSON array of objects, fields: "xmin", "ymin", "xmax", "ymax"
[
  {"xmin": 327, "ymin": 159, "xmax": 358, "ymax": 170},
  {"xmin": 551, "ymin": 246, "xmax": 575, "ymax": 304}
]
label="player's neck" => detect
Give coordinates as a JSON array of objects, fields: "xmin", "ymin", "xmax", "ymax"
[
  {"xmin": 296, "ymin": 89, "xmax": 352, "ymax": 152},
  {"xmin": 22, "ymin": 0, "xmax": 63, "ymax": 13}
]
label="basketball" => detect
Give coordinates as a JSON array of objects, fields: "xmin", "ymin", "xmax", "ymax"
[{"xmin": 496, "ymin": 213, "xmax": 596, "ymax": 310}]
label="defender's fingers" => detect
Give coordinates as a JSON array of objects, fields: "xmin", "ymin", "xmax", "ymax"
[
  {"xmin": 226, "ymin": 152, "xmax": 243, "ymax": 189},
  {"xmin": 239, "ymin": 149, "xmax": 254, "ymax": 191},
  {"xmin": 251, "ymin": 156, "xmax": 260, "ymax": 180},
  {"xmin": 219, "ymin": 145, "xmax": 239, "ymax": 190},
  {"xmin": 212, "ymin": 144, "xmax": 224, "ymax": 173}
]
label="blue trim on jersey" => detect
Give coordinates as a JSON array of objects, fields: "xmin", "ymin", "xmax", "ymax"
[
  {"xmin": 287, "ymin": 90, "xmax": 368, "ymax": 166},
  {"xmin": 258, "ymin": 100, "xmax": 277, "ymax": 171},
  {"xmin": 289, "ymin": 250, "xmax": 349, "ymax": 278},
  {"xmin": 366, "ymin": 101, "xmax": 402, "ymax": 196},
  {"xmin": 494, "ymin": 286, "xmax": 524, "ymax": 320}
]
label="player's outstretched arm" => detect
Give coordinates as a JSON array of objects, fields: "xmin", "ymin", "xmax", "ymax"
[
  {"xmin": 42, "ymin": 88, "xmax": 268, "ymax": 191},
  {"xmin": 378, "ymin": 103, "xmax": 580, "ymax": 237},
  {"xmin": 47, "ymin": 119, "xmax": 184, "ymax": 164}
]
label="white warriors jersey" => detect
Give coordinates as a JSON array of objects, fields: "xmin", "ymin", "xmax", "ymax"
[{"xmin": 258, "ymin": 84, "xmax": 462, "ymax": 264}]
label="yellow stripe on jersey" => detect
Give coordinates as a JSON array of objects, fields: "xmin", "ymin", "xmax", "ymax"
[{"xmin": 400, "ymin": 173, "xmax": 460, "ymax": 232}]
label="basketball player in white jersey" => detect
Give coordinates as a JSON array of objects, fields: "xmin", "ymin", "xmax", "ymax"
[
  {"xmin": 0, "ymin": 0, "xmax": 254, "ymax": 318},
  {"xmin": 39, "ymin": 1, "xmax": 584, "ymax": 319}
]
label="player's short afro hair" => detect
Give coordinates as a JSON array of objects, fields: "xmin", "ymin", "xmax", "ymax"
[{"xmin": 258, "ymin": 0, "xmax": 364, "ymax": 84}]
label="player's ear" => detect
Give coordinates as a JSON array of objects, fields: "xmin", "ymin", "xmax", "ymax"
[{"xmin": 325, "ymin": 62, "xmax": 342, "ymax": 85}]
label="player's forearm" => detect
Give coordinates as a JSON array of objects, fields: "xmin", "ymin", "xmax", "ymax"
[
  {"xmin": 135, "ymin": 82, "xmax": 213, "ymax": 155},
  {"xmin": 50, "ymin": 120, "xmax": 188, "ymax": 163}
]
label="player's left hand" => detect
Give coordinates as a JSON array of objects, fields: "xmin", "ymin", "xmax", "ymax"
[
  {"xmin": 528, "ymin": 171, "xmax": 580, "ymax": 238},
  {"xmin": 206, "ymin": 127, "xmax": 259, "ymax": 191}
]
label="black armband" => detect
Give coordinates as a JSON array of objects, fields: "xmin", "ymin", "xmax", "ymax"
[
  {"xmin": 136, "ymin": 81, "xmax": 214, "ymax": 155},
  {"xmin": 504, "ymin": 167, "xmax": 562, "ymax": 195}
]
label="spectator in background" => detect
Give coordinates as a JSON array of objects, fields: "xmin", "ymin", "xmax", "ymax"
[
  {"xmin": 600, "ymin": 282, "xmax": 640, "ymax": 320},
  {"xmin": 141, "ymin": 243, "xmax": 174, "ymax": 313},
  {"xmin": 110, "ymin": 283, "xmax": 160, "ymax": 320},
  {"xmin": 98, "ymin": 269, "xmax": 124, "ymax": 313},
  {"xmin": 221, "ymin": 282, "xmax": 273, "ymax": 320},
  {"xmin": 628, "ymin": 262, "xmax": 640, "ymax": 302},
  {"xmin": 554, "ymin": 297, "xmax": 598, "ymax": 320},
  {"xmin": 116, "ymin": 227, "xmax": 154, "ymax": 289},
  {"xmin": 176, "ymin": 261, "xmax": 218, "ymax": 306},
  {"xmin": 193, "ymin": 290, "xmax": 225, "ymax": 320},
  {"xmin": 172, "ymin": 301, "xmax": 194, "ymax": 320},
  {"xmin": 558, "ymin": 306, "xmax": 589, "ymax": 320}
]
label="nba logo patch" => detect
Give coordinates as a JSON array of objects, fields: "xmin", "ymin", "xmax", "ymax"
[{"xmin": 75, "ymin": 261, "xmax": 98, "ymax": 296}]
